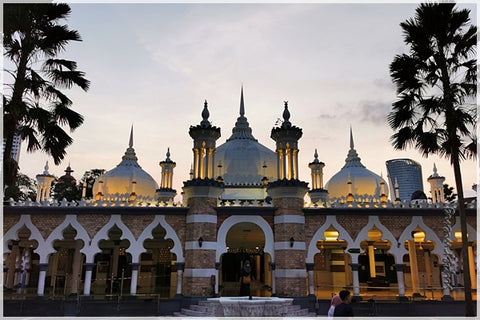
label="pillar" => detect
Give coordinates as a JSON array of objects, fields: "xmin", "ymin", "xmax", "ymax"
[
  {"xmin": 6, "ymin": 244, "xmax": 18, "ymax": 288},
  {"xmin": 50, "ymin": 252, "xmax": 59, "ymax": 286},
  {"xmin": 350, "ymin": 263, "xmax": 360, "ymax": 297},
  {"xmin": 270, "ymin": 262, "xmax": 276, "ymax": 296},
  {"xmin": 112, "ymin": 245, "xmax": 119, "ymax": 278},
  {"xmin": 176, "ymin": 262, "xmax": 184, "ymax": 296},
  {"xmin": 367, "ymin": 242, "xmax": 376, "ymax": 278},
  {"xmin": 306, "ymin": 263, "xmax": 315, "ymax": 296},
  {"xmin": 468, "ymin": 242, "xmax": 476, "ymax": 290},
  {"xmin": 37, "ymin": 263, "xmax": 48, "ymax": 296},
  {"xmin": 407, "ymin": 240, "xmax": 420, "ymax": 294},
  {"xmin": 83, "ymin": 263, "xmax": 95, "ymax": 296},
  {"xmin": 130, "ymin": 263, "xmax": 139, "ymax": 295},
  {"xmin": 70, "ymin": 242, "xmax": 83, "ymax": 295},
  {"xmin": 423, "ymin": 249, "xmax": 432, "ymax": 287},
  {"xmin": 395, "ymin": 264, "xmax": 407, "ymax": 300},
  {"xmin": 440, "ymin": 264, "xmax": 454, "ymax": 301},
  {"xmin": 214, "ymin": 262, "xmax": 220, "ymax": 297}
]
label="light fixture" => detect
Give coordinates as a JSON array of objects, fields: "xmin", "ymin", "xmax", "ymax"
[
  {"xmin": 289, "ymin": 237, "xmax": 295, "ymax": 248},
  {"xmin": 198, "ymin": 237, "xmax": 203, "ymax": 248}
]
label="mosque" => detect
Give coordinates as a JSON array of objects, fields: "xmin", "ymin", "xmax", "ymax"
[{"xmin": 3, "ymin": 88, "xmax": 477, "ymax": 311}]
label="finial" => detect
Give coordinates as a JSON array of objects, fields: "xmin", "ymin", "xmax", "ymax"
[
  {"xmin": 433, "ymin": 163, "xmax": 437, "ymax": 174},
  {"xmin": 43, "ymin": 161, "xmax": 49, "ymax": 174},
  {"xmin": 349, "ymin": 125, "xmax": 354, "ymax": 150},
  {"xmin": 240, "ymin": 85, "xmax": 245, "ymax": 117},
  {"xmin": 129, "ymin": 125, "xmax": 134, "ymax": 148},
  {"xmin": 314, "ymin": 149, "xmax": 318, "ymax": 160},
  {"xmin": 201, "ymin": 100, "xmax": 210, "ymax": 127},
  {"xmin": 166, "ymin": 147, "xmax": 171, "ymax": 161},
  {"xmin": 282, "ymin": 101, "xmax": 291, "ymax": 128}
]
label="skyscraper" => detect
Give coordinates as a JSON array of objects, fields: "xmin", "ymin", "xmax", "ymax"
[
  {"xmin": 2, "ymin": 132, "xmax": 22, "ymax": 163},
  {"xmin": 386, "ymin": 158, "xmax": 424, "ymax": 201}
]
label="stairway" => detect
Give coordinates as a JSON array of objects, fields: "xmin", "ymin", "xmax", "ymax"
[{"xmin": 173, "ymin": 299, "xmax": 316, "ymax": 317}]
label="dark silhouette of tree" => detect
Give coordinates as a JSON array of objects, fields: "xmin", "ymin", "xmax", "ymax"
[
  {"xmin": 52, "ymin": 165, "xmax": 80, "ymax": 201},
  {"xmin": 79, "ymin": 169, "xmax": 106, "ymax": 199},
  {"xmin": 3, "ymin": 173, "xmax": 37, "ymax": 202},
  {"xmin": 389, "ymin": 3, "xmax": 476, "ymax": 315},
  {"xmin": 443, "ymin": 183, "xmax": 457, "ymax": 202},
  {"xmin": 3, "ymin": 3, "xmax": 90, "ymax": 188}
]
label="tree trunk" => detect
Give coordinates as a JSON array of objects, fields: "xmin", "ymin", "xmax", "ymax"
[{"xmin": 451, "ymin": 153, "xmax": 474, "ymax": 316}]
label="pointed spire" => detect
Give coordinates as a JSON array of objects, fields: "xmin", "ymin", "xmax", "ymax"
[
  {"xmin": 433, "ymin": 163, "xmax": 438, "ymax": 176},
  {"xmin": 314, "ymin": 149, "xmax": 318, "ymax": 161},
  {"xmin": 349, "ymin": 125, "xmax": 354, "ymax": 150},
  {"xmin": 282, "ymin": 101, "xmax": 291, "ymax": 128},
  {"xmin": 166, "ymin": 147, "xmax": 171, "ymax": 161},
  {"xmin": 129, "ymin": 125, "xmax": 134, "ymax": 148},
  {"xmin": 240, "ymin": 85, "xmax": 245, "ymax": 117},
  {"xmin": 200, "ymin": 100, "xmax": 210, "ymax": 127},
  {"xmin": 227, "ymin": 86, "xmax": 256, "ymax": 141},
  {"xmin": 43, "ymin": 161, "xmax": 50, "ymax": 175}
]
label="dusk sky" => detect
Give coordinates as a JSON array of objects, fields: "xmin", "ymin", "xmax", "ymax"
[{"xmin": 10, "ymin": 2, "xmax": 478, "ymax": 200}]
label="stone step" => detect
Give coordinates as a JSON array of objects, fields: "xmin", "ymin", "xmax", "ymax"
[
  {"xmin": 287, "ymin": 304, "xmax": 302, "ymax": 311},
  {"xmin": 308, "ymin": 312, "xmax": 317, "ymax": 316},
  {"xmin": 173, "ymin": 312, "xmax": 186, "ymax": 317},
  {"xmin": 190, "ymin": 305, "xmax": 208, "ymax": 312},
  {"xmin": 198, "ymin": 300, "xmax": 209, "ymax": 306},
  {"xmin": 181, "ymin": 308, "xmax": 208, "ymax": 316}
]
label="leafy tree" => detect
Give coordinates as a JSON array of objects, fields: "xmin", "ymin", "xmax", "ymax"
[
  {"xmin": 443, "ymin": 183, "xmax": 457, "ymax": 202},
  {"xmin": 51, "ymin": 171, "xmax": 81, "ymax": 202},
  {"xmin": 3, "ymin": 3, "xmax": 90, "ymax": 188},
  {"xmin": 79, "ymin": 169, "xmax": 105, "ymax": 199},
  {"xmin": 3, "ymin": 172, "xmax": 37, "ymax": 202},
  {"xmin": 388, "ymin": 3, "xmax": 476, "ymax": 315}
]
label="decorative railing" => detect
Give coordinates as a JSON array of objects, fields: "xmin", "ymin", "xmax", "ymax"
[{"xmin": 306, "ymin": 198, "xmax": 475, "ymax": 209}]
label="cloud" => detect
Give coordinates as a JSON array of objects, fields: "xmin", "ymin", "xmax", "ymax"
[{"xmin": 359, "ymin": 100, "xmax": 392, "ymax": 124}]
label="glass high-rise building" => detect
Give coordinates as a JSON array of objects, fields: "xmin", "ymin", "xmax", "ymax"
[{"xmin": 386, "ymin": 158, "xmax": 424, "ymax": 201}]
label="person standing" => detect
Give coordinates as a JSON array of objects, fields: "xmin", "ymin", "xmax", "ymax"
[
  {"xmin": 327, "ymin": 294, "xmax": 342, "ymax": 317},
  {"xmin": 333, "ymin": 290, "xmax": 354, "ymax": 317}
]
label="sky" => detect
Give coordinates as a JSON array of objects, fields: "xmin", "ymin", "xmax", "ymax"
[{"xmin": 8, "ymin": 2, "xmax": 478, "ymax": 200}]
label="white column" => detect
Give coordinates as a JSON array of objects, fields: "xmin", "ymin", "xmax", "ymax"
[
  {"xmin": 306, "ymin": 263, "xmax": 315, "ymax": 296},
  {"xmin": 37, "ymin": 263, "xmax": 48, "ymax": 296},
  {"xmin": 130, "ymin": 263, "xmax": 139, "ymax": 295},
  {"xmin": 215, "ymin": 262, "xmax": 220, "ymax": 296},
  {"xmin": 395, "ymin": 264, "xmax": 406, "ymax": 297},
  {"xmin": 176, "ymin": 263, "xmax": 184, "ymax": 296},
  {"xmin": 423, "ymin": 250, "xmax": 432, "ymax": 287},
  {"xmin": 407, "ymin": 240, "xmax": 420, "ymax": 294},
  {"xmin": 350, "ymin": 263, "xmax": 360, "ymax": 297},
  {"xmin": 70, "ymin": 242, "xmax": 83, "ymax": 294},
  {"xmin": 270, "ymin": 263, "xmax": 276, "ymax": 295},
  {"xmin": 83, "ymin": 263, "xmax": 95, "ymax": 296}
]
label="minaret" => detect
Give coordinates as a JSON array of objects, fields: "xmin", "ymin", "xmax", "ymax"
[
  {"xmin": 36, "ymin": 161, "xmax": 55, "ymax": 202},
  {"xmin": 394, "ymin": 177, "xmax": 401, "ymax": 203},
  {"xmin": 267, "ymin": 101, "xmax": 308, "ymax": 297},
  {"xmin": 427, "ymin": 163, "xmax": 445, "ymax": 203},
  {"xmin": 379, "ymin": 172, "xmax": 388, "ymax": 204},
  {"xmin": 308, "ymin": 149, "xmax": 328, "ymax": 204},
  {"xmin": 182, "ymin": 99, "xmax": 223, "ymax": 297},
  {"xmin": 157, "ymin": 148, "xmax": 177, "ymax": 202}
]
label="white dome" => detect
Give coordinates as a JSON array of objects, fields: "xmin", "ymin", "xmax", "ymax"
[
  {"xmin": 215, "ymin": 88, "xmax": 277, "ymax": 186},
  {"xmin": 93, "ymin": 128, "xmax": 158, "ymax": 198},
  {"xmin": 325, "ymin": 128, "xmax": 388, "ymax": 200}
]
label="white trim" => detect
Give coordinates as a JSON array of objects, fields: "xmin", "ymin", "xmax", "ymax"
[
  {"xmin": 274, "ymin": 215, "xmax": 305, "ymax": 224},
  {"xmin": 184, "ymin": 268, "xmax": 216, "ymax": 277},
  {"xmin": 185, "ymin": 241, "xmax": 217, "ymax": 250},
  {"xmin": 186, "ymin": 214, "xmax": 217, "ymax": 224},
  {"xmin": 275, "ymin": 269, "xmax": 307, "ymax": 278},
  {"xmin": 274, "ymin": 242, "xmax": 305, "ymax": 250},
  {"xmin": 216, "ymin": 215, "xmax": 274, "ymax": 262}
]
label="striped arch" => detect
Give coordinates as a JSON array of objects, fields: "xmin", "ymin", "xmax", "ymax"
[
  {"xmin": 44, "ymin": 215, "xmax": 91, "ymax": 258},
  {"xmin": 216, "ymin": 215, "xmax": 274, "ymax": 263},
  {"xmin": 306, "ymin": 215, "xmax": 353, "ymax": 263},
  {"xmin": 81, "ymin": 214, "xmax": 136, "ymax": 263},
  {"xmin": 353, "ymin": 216, "xmax": 401, "ymax": 262},
  {"xmin": 134, "ymin": 215, "xmax": 184, "ymax": 264},
  {"xmin": 3, "ymin": 215, "xmax": 49, "ymax": 263},
  {"xmin": 397, "ymin": 216, "xmax": 444, "ymax": 261}
]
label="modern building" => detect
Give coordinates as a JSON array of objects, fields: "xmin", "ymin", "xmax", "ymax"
[
  {"xmin": 3, "ymin": 131, "xmax": 22, "ymax": 163},
  {"xmin": 386, "ymin": 158, "xmax": 424, "ymax": 201},
  {"xmin": 3, "ymin": 89, "xmax": 477, "ymax": 316}
]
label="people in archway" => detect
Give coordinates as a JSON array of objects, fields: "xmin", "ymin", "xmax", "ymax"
[
  {"xmin": 327, "ymin": 294, "xmax": 342, "ymax": 317},
  {"xmin": 239, "ymin": 260, "xmax": 252, "ymax": 298},
  {"xmin": 333, "ymin": 290, "xmax": 353, "ymax": 317}
]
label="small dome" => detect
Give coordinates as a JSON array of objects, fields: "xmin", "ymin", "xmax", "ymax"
[
  {"xmin": 325, "ymin": 128, "xmax": 388, "ymax": 200},
  {"xmin": 215, "ymin": 87, "xmax": 277, "ymax": 186},
  {"xmin": 93, "ymin": 127, "xmax": 158, "ymax": 198},
  {"xmin": 411, "ymin": 190, "xmax": 427, "ymax": 200}
]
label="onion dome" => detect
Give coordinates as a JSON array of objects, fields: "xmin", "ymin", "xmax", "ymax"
[
  {"xmin": 58, "ymin": 163, "xmax": 76, "ymax": 185},
  {"xmin": 325, "ymin": 127, "xmax": 388, "ymax": 200},
  {"xmin": 92, "ymin": 126, "xmax": 158, "ymax": 198},
  {"xmin": 215, "ymin": 86, "xmax": 277, "ymax": 186}
]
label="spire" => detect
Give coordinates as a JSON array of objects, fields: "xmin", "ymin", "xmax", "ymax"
[
  {"xmin": 240, "ymin": 85, "xmax": 245, "ymax": 117},
  {"xmin": 166, "ymin": 147, "xmax": 171, "ymax": 161},
  {"xmin": 227, "ymin": 86, "xmax": 256, "ymax": 141},
  {"xmin": 344, "ymin": 126, "xmax": 364, "ymax": 168},
  {"xmin": 282, "ymin": 101, "xmax": 292, "ymax": 128},
  {"xmin": 349, "ymin": 125, "xmax": 354, "ymax": 150},
  {"xmin": 314, "ymin": 149, "xmax": 318, "ymax": 161},
  {"xmin": 43, "ymin": 161, "xmax": 50, "ymax": 175},
  {"xmin": 129, "ymin": 125, "xmax": 134, "ymax": 148},
  {"xmin": 432, "ymin": 163, "xmax": 438, "ymax": 176}
]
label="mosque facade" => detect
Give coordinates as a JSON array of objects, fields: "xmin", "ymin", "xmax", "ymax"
[{"xmin": 3, "ymin": 89, "xmax": 477, "ymax": 306}]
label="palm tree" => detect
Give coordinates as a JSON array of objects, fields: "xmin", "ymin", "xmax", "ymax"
[
  {"xmin": 388, "ymin": 3, "xmax": 476, "ymax": 316},
  {"xmin": 3, "ymin": 3, "xmax": 90, "ymax": 187}
]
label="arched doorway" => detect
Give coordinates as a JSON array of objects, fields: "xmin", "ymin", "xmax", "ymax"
[{"xmin": 219, "ymin": 222, "xmax": 272, "ymax": 297}]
